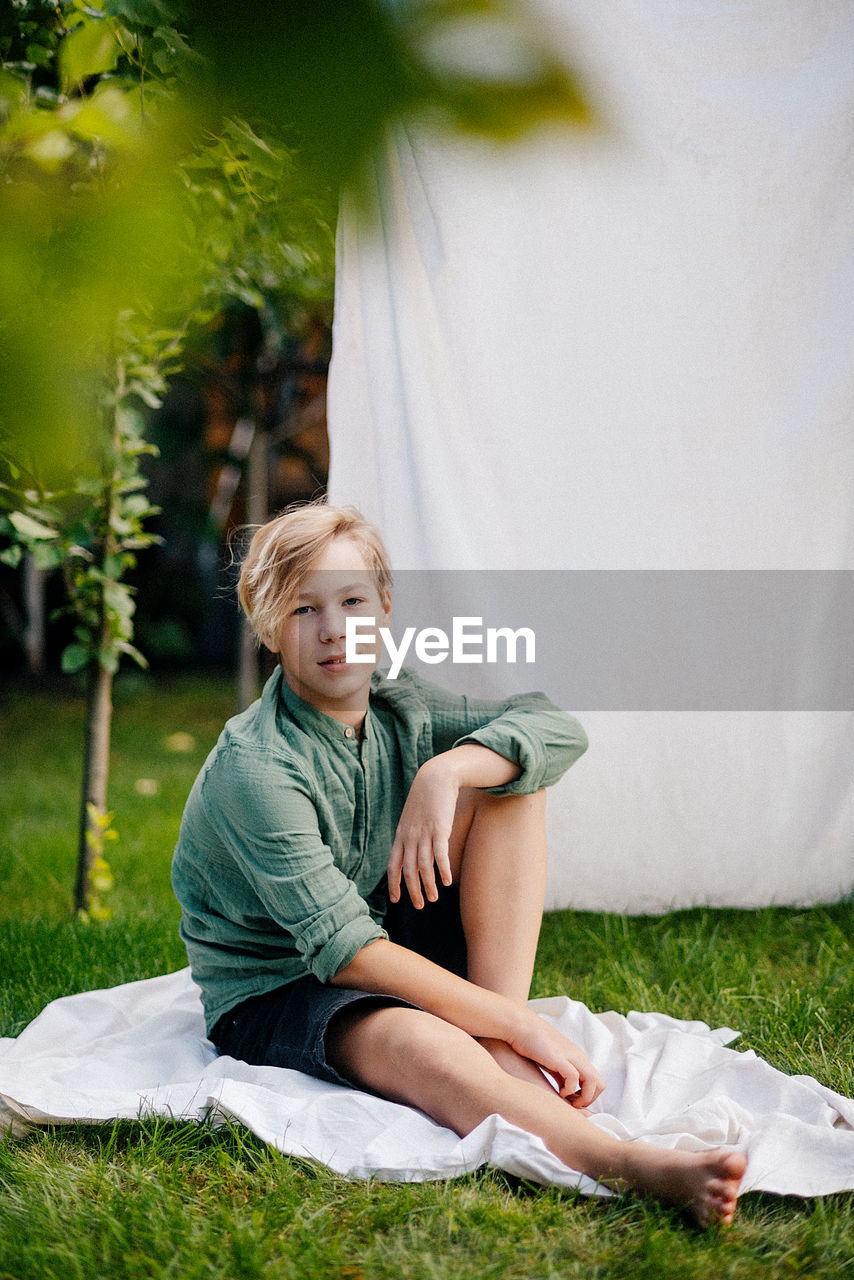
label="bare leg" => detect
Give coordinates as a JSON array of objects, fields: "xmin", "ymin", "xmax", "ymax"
[
  {"xmin": 328, "ymin": 1005, "xmax": 746, "ymax": 1229},
  {"xmin": 448, "ymin": 787, "xmax": 548, "ymax": 1003},
  {"xmin": 447, "ymin": 788, "xmax": 553, "ymax": 1089}
]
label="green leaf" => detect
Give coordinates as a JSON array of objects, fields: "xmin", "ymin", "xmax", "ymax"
[
  {"xmin": 0, "ymin": 70, "xmax": 28, "ymax": 116},
  {"xmin": 150, "ymin": 24, "xmax": 201, "ymax": 72},
  {"xmin": 31, "ymin": 541, "xmax": 64, "ymax": 571},
  {"xmin": 73, "ymin": 476, "xmax": 108, "ymax": 499},
  {"xmin": 25, "ymin": 43, "xmax": 53, "ymax": 69},
  {"xmin": 60, "ymin": 17, "xmax": 119, "ymax": 91},
  {"xmin": 91, "ymin": 855, "xmax": 115, "ymax": 893},
  {"xmin": 68, "ymin": 84, "xmax": 144, "ymax": 148},
  {"xmin": 101, "ymin": 553, "xmax": 128, "ymax": 577},
  {"xmin": 87, "ymin": 804, "xmax": 114, "ymax": 831},
  {"xmin": 118, "ymin": 440, "xmax": 159, "ymax": 459},
  {"xmin": 102, "ymin": 0, "xmax": 179, "ymax": 28},
  {"xmin": 117, "ymin": 639, "xmax": 149, "ymax": 668},
  {"xmin": 8, "ymin": 510, "xmax": 58, "ymax": 540},
  {"xmin": 120, "ymin": 493, "xmax": 156, "ymax": 518},
  {"xmin": 61, "ymin": 642, "xmax": 91, "ymax": 673},
  {"xmin": 120, "ymin": 532, "xmax": 162, "ymax": 549},
  {"xmin": 125, "ymin": 379, "xmax": 164, "ymax": 408},
  {"xmin": 103, "ymin": 580, "xmax": 135, "ymax": 619},
  {"xmin": 0, "ymin": 545, "xmax": 23, "ymax": 568}
]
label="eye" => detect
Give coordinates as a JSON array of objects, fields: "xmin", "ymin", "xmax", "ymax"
[
  {"xmin": 343, "ymin": 597, "xmax": 366, "ymax": 607},
  {"xmin": 292, "ymin": 604, "xmax": 314, "ymax": 616}
]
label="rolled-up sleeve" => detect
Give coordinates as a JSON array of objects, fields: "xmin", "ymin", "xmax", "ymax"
[
  {"xmin": 205, "ymin": 746, "xmax": 386, "ymax": 983},
  {"xmin": 420, "ymin": 678, "xmax": 588, "ymax": 795}
]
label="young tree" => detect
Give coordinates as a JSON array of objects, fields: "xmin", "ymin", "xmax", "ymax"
[{"xmin": 0, "ymin": 2, "xmax": 336, "ymax": 914}]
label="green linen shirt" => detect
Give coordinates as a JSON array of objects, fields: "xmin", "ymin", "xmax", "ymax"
[{"xmin": 171, "ymin": 666, "xmax": 588, "ymax": 1033}]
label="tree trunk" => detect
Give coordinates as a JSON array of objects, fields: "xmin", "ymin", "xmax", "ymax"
[
  {"xmin": 23, "ymin": 553, "xmax": 46, "ymax": 674},
  {"xmin": 237, "ymin": 419, "xmax": 267, "ymax": 711},
  {"xmin": 74, "ymin": 368, "xmax": 124, "ymax": 916},
  {"xmin": 75, "ymin": 647, "xmax": 114, "ymax": 914}
]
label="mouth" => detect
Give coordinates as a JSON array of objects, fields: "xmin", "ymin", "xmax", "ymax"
[{"xmin": 318, "ymin": 654, "xmax": 348, "ymax": 668}]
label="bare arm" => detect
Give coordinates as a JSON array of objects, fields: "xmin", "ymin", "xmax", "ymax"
[
  {"xmin": 331, "ymin": 936, "xmax": 604, "ymax": 1107},
  {"xmin": 433, "ymin": 742, "xmax": 523, "ymax": 789},
  {"xmin": 387, "ymin": 744, "xmax": 521, "ymax": 909}
]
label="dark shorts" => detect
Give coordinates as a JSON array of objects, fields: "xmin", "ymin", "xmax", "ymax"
[{"xmin": 210, "ymin": 883, "xmax": 467, "ymax": 1089}]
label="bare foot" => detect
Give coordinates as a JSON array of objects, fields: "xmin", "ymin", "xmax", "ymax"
[{"xmin": 620, "ymin": 1146, "xmax": 747, "ymax": 1228}]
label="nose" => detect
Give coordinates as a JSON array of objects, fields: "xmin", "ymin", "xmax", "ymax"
[{"xmin": 318, "ymin": 606, "xmax": 344, "ymax": 641}]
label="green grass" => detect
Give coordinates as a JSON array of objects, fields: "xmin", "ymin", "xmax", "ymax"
[{"xmin": 1, "ymin": 674, "xmax": 853, "ymax": 1279}]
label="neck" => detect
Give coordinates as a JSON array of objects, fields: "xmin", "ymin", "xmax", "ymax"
[{"xmin": 280, "ymin": 665, "xmax": 369, "ymax": 738}]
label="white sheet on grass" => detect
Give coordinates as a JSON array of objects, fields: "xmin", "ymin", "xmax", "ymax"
[
  {"xmin": 2, "ymin": 968, "xmax": 853, "ymax": 1198},
  {"xmin": 326, "ymin": 0, "xmax": 854, "ymax": 912}
]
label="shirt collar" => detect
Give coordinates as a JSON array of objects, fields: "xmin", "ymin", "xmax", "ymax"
[{"xmin": 275, "ymin": 666, "xmax": 367, "ymax": 746}]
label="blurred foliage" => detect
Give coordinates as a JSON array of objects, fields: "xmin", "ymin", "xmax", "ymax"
[
  {"xmin": 183, "ymin": 0, "xmax": 592, "ymax": 191},
  {"xmin": 0, "ymin": 0, "xmax": 337, "ymax": 481},
  {"xmin": 0, "ymin": 0, "xmax": 590, "ymax": 480}
]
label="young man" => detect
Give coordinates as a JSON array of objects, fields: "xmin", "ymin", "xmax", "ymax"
[{"xmin": 171, "ymin": 503, "xmax": 746, "ymax": 1226}]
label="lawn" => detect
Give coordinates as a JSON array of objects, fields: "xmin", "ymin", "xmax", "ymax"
[{"xmin": 1, "ymin": 673, "xmax": 852, "ymax": 1279}]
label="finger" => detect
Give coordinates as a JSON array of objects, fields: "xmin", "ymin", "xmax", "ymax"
[
  {"xmin": 578, "ymin": 1069, "xmax": 606, "ymax": 1108},
  {"xmin": 387, "ymin": 840, "xmax": 404, "ymax": 903},
  {"xmin": 417, "ymin": 839, "xmax": 439, "ymax": 903},
  {"xmin": 432, "ymin": 835, "xmax": 453, "ymax": 889},
  {"xmin": 557, "ymin": 1068, "xmax": 581, "ymax": 1100},
  {"xmin": 402, "ymin": 850, "xmax": 425, "ymax": 910},
  {"xmin": 575, "ymin": 1074, "xmax": 597, "ymax": 1108}
]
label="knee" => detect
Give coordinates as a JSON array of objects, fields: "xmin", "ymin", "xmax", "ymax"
[
  {"xmin": 512, "ymin": 788, "xmax": 547, "ymax": 824},
  {"xmin": 467, "ymin": 786, "xmax": 546, "ymax": 816},
  {"xmin": 391, "ymin": 1010, "xmax": 480, "ymax": 1081},
  {"xmin": 480, "ymin": 787, "xmax": 547, "ymax": 820},
  {"xmin": 369, "ymin": 1009, "xmax": 491, "ymax": 1098},
  {"xmin": 332, "ymin": 1007, "xmax": 506, "ymax": 1132}
]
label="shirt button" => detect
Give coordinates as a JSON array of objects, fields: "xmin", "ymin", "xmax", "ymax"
[{"xmin": 344, "ymin": 726, "xmax": 353, "ymax": 738}]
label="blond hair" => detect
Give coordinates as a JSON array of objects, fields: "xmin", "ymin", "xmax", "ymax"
[{"xmin": 237, "ymin": 501, "xmax": 393, "ymax": 649}]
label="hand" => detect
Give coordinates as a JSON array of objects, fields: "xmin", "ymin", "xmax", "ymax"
[
  {"xmin": 388, "ymin": 758, "xmax": 459, "ymax": 909},
  {"xmin": 510, "ymin": 1011, "xmax": 606, "ymax": 1108}
]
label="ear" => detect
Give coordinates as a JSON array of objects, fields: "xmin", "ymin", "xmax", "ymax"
[{"xmin": 379, "ymin": 589, "xmax": 392, "ymax": 622}]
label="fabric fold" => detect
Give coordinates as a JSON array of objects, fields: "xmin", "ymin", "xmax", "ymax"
[{"xmin": 2, "ymin": 968, "xmax": 853, "ymax": 1198}]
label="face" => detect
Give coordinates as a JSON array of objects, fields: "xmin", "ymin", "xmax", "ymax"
[{"xmin": 270, "ymin": 535, "xmax": 391, "ymax": 729}]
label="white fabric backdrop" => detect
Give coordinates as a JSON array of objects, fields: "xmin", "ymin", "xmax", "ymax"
[{"xmin": 327, "ymin": 0, "xmax": 854, "ymax": 912}]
